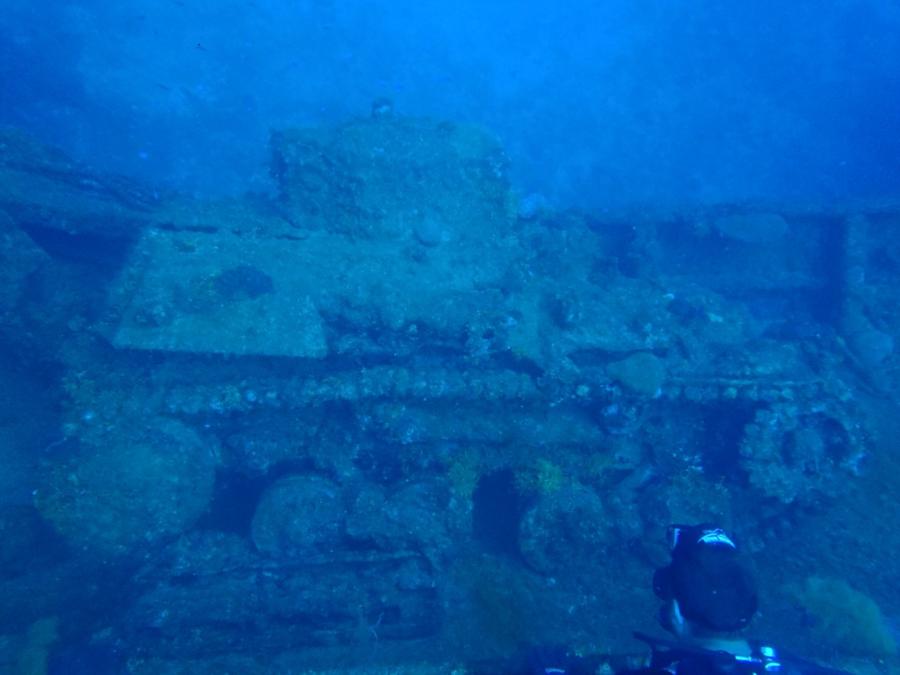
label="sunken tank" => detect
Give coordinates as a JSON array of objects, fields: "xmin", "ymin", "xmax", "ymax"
[{"xmin": 1, "ymin": 111, "xmax": 898, "ymax": 672}]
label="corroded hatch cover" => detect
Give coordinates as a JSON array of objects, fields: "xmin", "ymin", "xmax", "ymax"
[
  {"xmin": 103, "ymin": 227, "xmax": 328, "ymax": 358},
  {"xmin": 102, "ymin": 220, "xmax": 518, "ymax": 359}
]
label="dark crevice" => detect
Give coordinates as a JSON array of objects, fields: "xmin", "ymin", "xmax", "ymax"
[
  {"xmin": 699, "ymin": 401, "xmax": 760, "ymax": 481},
  {"xmin": 194, "ymin": 470, "xmax": 271, "ymax": 537},
  {"xmin": 155, "ymin": 222, "xmax": 218, "ymax": 234},
  {"xmin": 489, "ymin": 350, "xmax": 545, "ymax": 378},
  {"xmin": 472, "ymin": 469, "xmax": 527, "ymax": 558},
  {"xmin": 22, "ymin": 223, "xmax": 137, "ymax": 272}
]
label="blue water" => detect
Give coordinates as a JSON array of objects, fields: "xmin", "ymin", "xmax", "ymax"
[
  {"xmin": 4, "ymin": 1, "xmax": 900, "ymax": 209},
  {"xmin": 1, "ymin": 2, "xmax": 899, "ymax": 673}
]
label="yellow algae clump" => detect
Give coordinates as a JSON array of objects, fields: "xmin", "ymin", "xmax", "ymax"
[
  {"xmin": 516, "ymin": 458, "xmax": 565, "ymax": 496},
  {"xmin": 794, "ymin": 576, "xmax": 897, "ymax": 657},
  {"xmin": 448, "ymin": 449, "xmax": 483, "ymax": 500}
]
